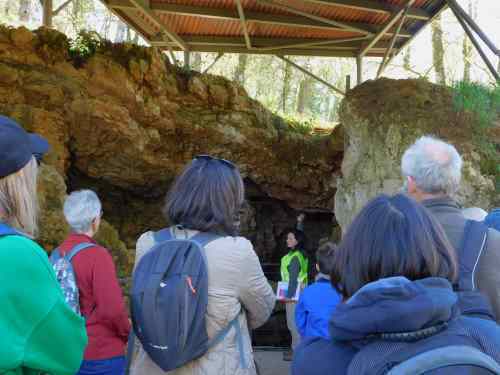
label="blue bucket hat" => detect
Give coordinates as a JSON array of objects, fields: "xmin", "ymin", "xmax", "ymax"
[{"xmin": 0, "ymin": 115, "xmax": 49, "ymax": 178}]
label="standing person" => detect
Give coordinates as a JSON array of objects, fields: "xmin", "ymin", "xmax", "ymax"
[
  {"xmin": 0, "ymin": 115, "xmax": 87, "ymax": 374},
  {"xmin": 292, "ymin": 194, "xmax": 500, "ymax": 375},
  {"xmin": 55, "ymin": 190, "xmax": 131, "ymax": 375},
  {"xmin": 485, "ymin": 209, "xmax": 500, "ymax": 231},
  {"xmin": 295, "ymin": 242, "xmax": 341, "ymax": 340},
  {"xmin": 129, "ymin": 155, "xmax": 275, "ymax": 375},
  {"xmin": 401, "ymin": 135, "xmax": 500, "ymax": 321},
  {"xmin": 280, "ymin": 228, "xmax": 309, "ymax": 361}
]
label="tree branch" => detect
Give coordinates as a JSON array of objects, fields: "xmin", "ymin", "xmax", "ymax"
[{"xmin": 53, "ymin": 0, "xmax": 73, "ymax": 16}]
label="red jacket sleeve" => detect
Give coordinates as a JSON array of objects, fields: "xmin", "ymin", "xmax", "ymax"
[{"xmin": 91, "ymin": 249, "xmax": 131, "ymax": 341}]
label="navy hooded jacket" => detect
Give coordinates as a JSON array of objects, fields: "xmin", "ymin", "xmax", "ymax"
[{"xmin": 292, "ymin": 277, "xmax": 500, "ymax": 375}]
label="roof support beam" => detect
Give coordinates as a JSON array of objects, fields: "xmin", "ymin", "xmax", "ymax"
[
  {"xmin": 377, "ymin": 3, "xmax": 411, "ymax": 77},
  {"xmin": 277, "ymin": 55, "xmax": 345, "ymax": 96},
  {"xmin": 359, "ymin": 0, "xmax": 415, "ymax": 58},
  {"xmin": 150, "ymin": 36, "xmax": 391, "ymax": 53},
  {"xmin": 235, "ymin": 0, "xmax": 252, "ymax": 50},
  {"xmin": 127, "ymin": 0, "xmax": 188, "ymax": 50},
  {"xmin": 203, "ymin": 53, "xmax": 224, "ymax": 73},
  {"xmin": 258, "ymin": 36, "xmax": 370, "ymax": 52},
  {"xmin": 447, "ymin": 1, "xmax": 499, "ymax": 81},
  {"xmin": 255, "ymin": 0, "xmax": 374, "ymax": 35},
  {"xmin": 107, "ymin": 1, "xmax": 413, "ymax": 38},
  {"xmin": 301, "ymin": 0, "xmax": 430, "ymax": 21}
]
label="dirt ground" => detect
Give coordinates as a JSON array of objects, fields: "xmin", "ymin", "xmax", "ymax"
[{"xmin": 254, "ymin": 348, "xmax": 291, "ymax": 375}]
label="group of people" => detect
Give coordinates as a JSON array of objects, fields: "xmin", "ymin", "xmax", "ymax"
[{"xmin": 1, "ymin": 112, "xmax": 500, "ymax": 375}]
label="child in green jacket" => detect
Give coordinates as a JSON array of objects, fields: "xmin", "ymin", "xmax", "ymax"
[{"xmin": 0, "ymin": 116, "xmax": 87, "ymax": 375}]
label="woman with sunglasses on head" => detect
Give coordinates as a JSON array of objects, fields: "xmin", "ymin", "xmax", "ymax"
[
  {"xmin": 292, "ymin": 194, "xmax": 500, "ymax": 375},
  {"xmin": 0, "ymin": 116, "xmax": 87, "ymax": 375},
  {"xmin": 129, "ymin": 155, "xmax": 275, "ymax": 375}
]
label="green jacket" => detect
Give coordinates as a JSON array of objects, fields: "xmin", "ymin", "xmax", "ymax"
[{"xmin": 0, "ymin": 234, "xmax": 87, "ymax": 375}]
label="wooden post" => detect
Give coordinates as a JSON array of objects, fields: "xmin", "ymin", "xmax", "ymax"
[
  {"xmin": 43, "ymin": 0, "xmax": 53, "ymax": 28},
  {"xmin": 345, "ymin": 75, "xmax": 351, "ymax": 91},
  {"xmin": 356, "ymin": 55, "xmax": 363, "ymax": 85},
  {"xmin": 184, "ymin": 51, "xmax": 190, "ymax": 68}
]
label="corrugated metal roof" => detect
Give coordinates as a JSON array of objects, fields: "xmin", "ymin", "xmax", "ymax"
[{"xmin": 105, "ymin": 0, "xmax": 447, "ymax": 58}]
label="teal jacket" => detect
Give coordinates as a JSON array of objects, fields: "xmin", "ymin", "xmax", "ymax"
[{"xmin": 0, "ymin": 226, "xmax": 87, "ymax": 375}]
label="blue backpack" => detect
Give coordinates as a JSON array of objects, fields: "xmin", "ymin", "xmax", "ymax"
[
  {"xmin": 454, "ymin": 220, "xmax": 495, "ymax": 320},
  {"xmin": 129, "ymin": 227, "xmax": 245, "ymax": 372},
  {"xmin": 50, "ymin": 243, "xmax": 94, "ymax": 315}
]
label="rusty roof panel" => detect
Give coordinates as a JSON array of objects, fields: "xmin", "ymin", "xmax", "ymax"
[{"xmin": 104, "ymin": 0, "xmax": 447, "ymax": 58}]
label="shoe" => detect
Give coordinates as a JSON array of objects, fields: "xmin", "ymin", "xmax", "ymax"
[{"xmin": 283, "ymin": 350, "xmax": 293, "ymax": 361}]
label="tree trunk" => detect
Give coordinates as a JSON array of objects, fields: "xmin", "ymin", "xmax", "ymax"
[
  {"xmin": 115, "ymin": 21, "xmax": 127, "ymax": 43},
  {"xmin": 431, "ymin": 14, "xmax": 446, "ymax": 85},
  {"xmin": 296, "ymin": 76, "xmax": 313, "ymax": 114},
  {"xmin": 18, "ymin": 0, "xmax": 31, "ymax": 22},
  {"xmin": 462, "ymin": 1, "xmax": 475, "ymax": 82},
  {"xmin": 403, "ymin": 46, "xmax": 412, "ymax": 72},
  {"xmin": 281, "ymin": 59, "xmax": 292, "ymax": 113},
  {"xmin": 191, "ymin": 53, "xmax": 202, "ymax": 71},
  {"xmin": 233, "ymin": 54, "xmax": 248, "ymax": 85}
]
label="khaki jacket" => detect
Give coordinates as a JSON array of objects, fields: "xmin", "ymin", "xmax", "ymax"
[{"xmin": 130, "ymin": 227, "xmax": 276, "ymax": 375}]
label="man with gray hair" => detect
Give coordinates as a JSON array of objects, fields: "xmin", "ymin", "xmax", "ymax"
[
  {"xmin": 56, "ymin": 190, "xmax": 130, "ymax": 375},
  {"xmin": 401, "ymin": 135, "xmax": 500, "ymax": 322}
]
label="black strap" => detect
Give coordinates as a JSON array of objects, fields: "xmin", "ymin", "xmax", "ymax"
[{"xmin": 456, "ymin": 220, "xmax": 488, "ymax": 291}]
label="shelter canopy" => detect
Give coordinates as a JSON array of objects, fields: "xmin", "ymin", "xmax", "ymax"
[{"xmin": 101, "ymin": 0, "xmax": 447, "ymax": 58}]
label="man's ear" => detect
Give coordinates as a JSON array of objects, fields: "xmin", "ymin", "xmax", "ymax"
[{"xmin": 407, "ymin": 176, "xmax": 418, "ymax": 195}]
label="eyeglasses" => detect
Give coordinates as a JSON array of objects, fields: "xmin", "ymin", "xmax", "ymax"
[{"xmin": 194, "ymin": 155, "xmax": 236, "ymax": 169}]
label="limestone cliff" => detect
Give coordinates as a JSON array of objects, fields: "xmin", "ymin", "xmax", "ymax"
[
  {"xmin": 0, "ymin": 26, "xmax": 343, "ymax": 273},
  {"xmin": 335, "ymin": 78, "xmax": 499, "ymax": 231}
]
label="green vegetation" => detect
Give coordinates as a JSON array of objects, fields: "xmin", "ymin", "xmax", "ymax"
[
  {"xmin": 452, "ymin": 81, "xmax": 500, "ymax": 188},
  {"xmin": 68, "ymin": 30, "xmax": 152, "ymax": 69},
  {"xmin": 68, "ymin": 30, "xmax": 102, "ymax": 66}
]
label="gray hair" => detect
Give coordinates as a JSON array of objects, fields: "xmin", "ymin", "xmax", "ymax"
[
  {"xmin": 401, "ymin": 136, "xmax": 463, "ymax": 196},
  {"xmin": 0, "ymin": 158, "xmax": 39, "ymax": 237},
  {"xmin": 63, "ymin": 190, "xmax": 102, "ymax": 233}
]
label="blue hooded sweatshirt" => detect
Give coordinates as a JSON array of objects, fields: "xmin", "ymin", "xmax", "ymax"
[
  {"xmin": 295, "ymin": 275, "xmax": 341, "ymax": 339},
  {"xmin": 292, "ymin": 277, "xmax": 500, "ymax": 375}
]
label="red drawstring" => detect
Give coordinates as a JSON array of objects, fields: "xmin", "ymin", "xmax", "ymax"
[{"xmin": 186, "ymin": 276, "xmax": 196, "ymax": 294}]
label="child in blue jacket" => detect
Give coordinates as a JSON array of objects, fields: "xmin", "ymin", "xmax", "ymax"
[{"xmin": 295, "ymin": 241, "xmax": 341, "ymax": 339}]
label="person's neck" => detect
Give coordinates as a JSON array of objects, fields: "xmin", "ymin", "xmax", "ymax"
[
  {"xmin": 412, "ymin": 191, "xmax": 447, "ymax": 203},
  {"xmin": 79, "ymin": 230, "xmax": 95, "ymax": 238}
]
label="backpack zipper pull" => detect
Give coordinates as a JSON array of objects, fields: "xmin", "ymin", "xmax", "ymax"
[{"xmin": 186, "ymin": 276, "xmax": 196, "ymax": 294}]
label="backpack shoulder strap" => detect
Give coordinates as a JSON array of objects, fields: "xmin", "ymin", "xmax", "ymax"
[
  {"xmin": 66, "ymin": 242, "xmax": 95, "ymax": 261},
  {"xmin": 457, "ymin": 220, "xmax": 489, "ymax": 291},
  {"xmin": 386, "ymin": 345, "xmax": 500, "ymax": 374},
  {"xmin": 0, "ymin": 223, "xmax": 25, "ymax": 237},
  {"xmin": 207, "ymin": 312, "xmax": 247, "ymax": 369},
  {"xmin": 153, "ymin": 227, "xmax": 173, "ymax": 243},
  {"xmin": 190, "ymin": 232, "xmax": 221, "ymax": 248}
]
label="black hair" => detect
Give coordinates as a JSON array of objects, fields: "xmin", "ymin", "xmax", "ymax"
[
  {"xmin": 316, "ymin": 241, "xmax": 336, "ymax": 275},
  {"xmin": 164, "ymin": 157, "xmax": 244, "ymax": 236},
  {"xmin": 286, "ymin": 228, "xmax": 306, "ymax": 250}
]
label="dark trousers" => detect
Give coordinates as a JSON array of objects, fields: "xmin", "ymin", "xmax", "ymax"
[{"xmin": 77, "ymin": 356, "xmax": 125, "ymax": 375}]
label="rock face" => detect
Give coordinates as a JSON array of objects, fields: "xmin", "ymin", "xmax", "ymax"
[
  {"xmin": 0, "ymin": 26, "xmax": 342, "ymax": 274},
  {"xmin": 335, "ymin": 78, "xmax": 498, "ymax": 231}
]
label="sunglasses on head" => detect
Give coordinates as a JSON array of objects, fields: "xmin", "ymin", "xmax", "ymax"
[{"xmin": 194, "ymin": 155, "xmax": 236, "ymax": 169}]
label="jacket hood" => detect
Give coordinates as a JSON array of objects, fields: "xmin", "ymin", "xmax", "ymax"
[{"xmin": 330, "ymin": 277, "xmax": 459, "ymax": 342}]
